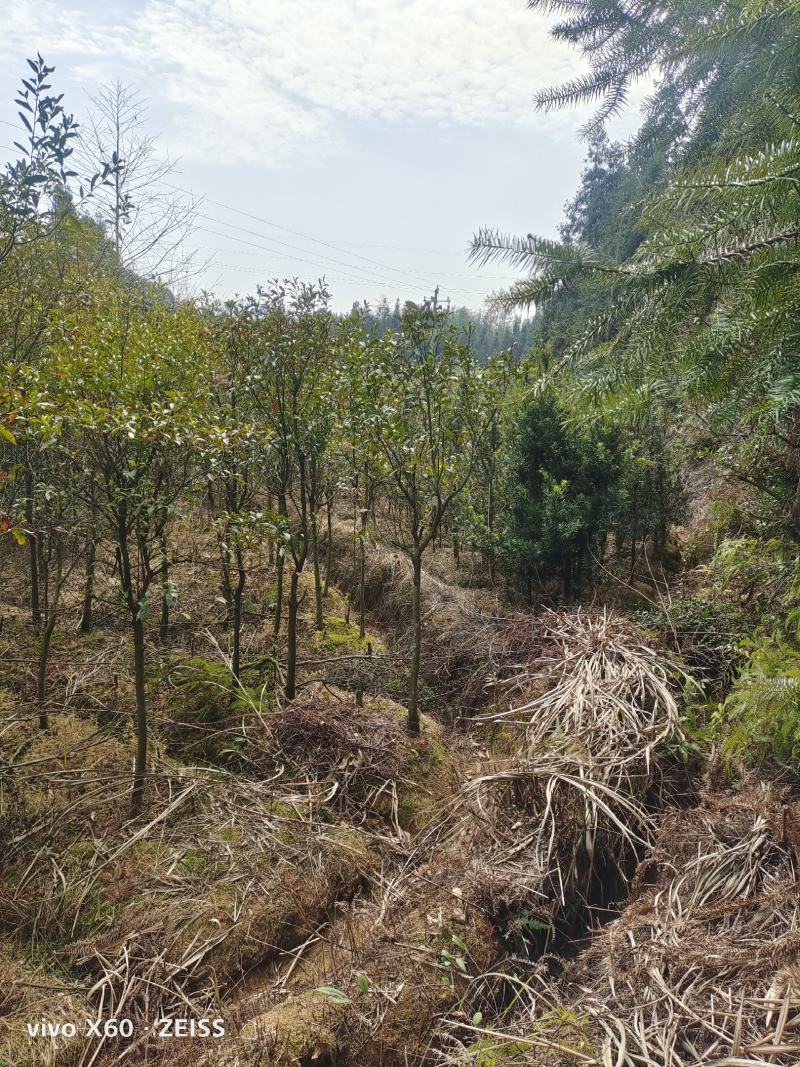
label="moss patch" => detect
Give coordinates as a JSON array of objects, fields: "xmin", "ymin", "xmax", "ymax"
[{"xmin": 316, "ymin": 615, "xmax": 384, "ymax": 655}]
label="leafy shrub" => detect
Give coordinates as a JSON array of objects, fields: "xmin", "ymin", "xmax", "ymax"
[{"xmin": 723, "ymin": 637, "xmax": 800, "ymax": 769}]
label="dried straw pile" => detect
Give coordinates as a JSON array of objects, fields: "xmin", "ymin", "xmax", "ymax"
[
  {"xmin": 0, "ymin": 711, "xmax": 379, "ymax": 1066},
  {"xmin": 440, "ymin": 785, "xmax": 800, "ymax": 1067},
  {"xmin": 460, "ymin": 608, "xmax": 683, "ymax": 924},
  {"xmin": 268, "ymin": 694, "xmax": 459, "ymax": 831}
]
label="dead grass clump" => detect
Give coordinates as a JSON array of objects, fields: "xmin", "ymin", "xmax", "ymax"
[
  {"xmin": 271, "ymin": 697, "xmax": 405, "ymax": 791},
  {"xmin": 456, "ymin": 609, "xmax": 683, "ymax": 930},
  {"xmin": 439, "ymin": 784, "xmax": 800, "ymax": 1067},
  {"xmin": 0, "ymin": 946, "xmax": 88, "ymax": 1067},
  {"xmin": 560, "ymin": 784, "xmax": 800, "ymax": 1066},
  {"xmin": 268, "ymin": 695, "xmax": 458, "ymax": 833},
  {"xmin": 2, "ymin": 706, "xmax": 383, "ymax": 1063},
  {"xmin": 213, "ymin": 849, "xmax": 500, "ymax": 1067}
]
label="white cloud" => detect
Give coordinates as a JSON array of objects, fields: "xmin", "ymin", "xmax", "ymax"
[{"xmin": 0, "ymin": 0, "xmax": 589, "ymax": 165}]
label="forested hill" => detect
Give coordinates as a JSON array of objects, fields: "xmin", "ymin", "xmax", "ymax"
[{"xmin": 351, "ymin": 298, "xmax": 538, "ymax": 363}]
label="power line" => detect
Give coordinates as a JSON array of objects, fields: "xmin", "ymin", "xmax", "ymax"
[
  {"xmin": 195, "ymin": 220, "xmax": 491, "ymax": 299},
  {"xmin": 163, "ymin": 180, "xmax": 502, "ymax": 293},
  {"xmin": 193, "ymin": 245, "xmax": 451, "ymax": 297}
]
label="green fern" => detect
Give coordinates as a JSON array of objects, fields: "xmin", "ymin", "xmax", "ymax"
[{"xmin": 724, "ymin": 639, "xmax": 800, "ymax": 766}]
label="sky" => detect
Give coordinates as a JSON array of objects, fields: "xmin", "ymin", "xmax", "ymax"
[{"xmin": 0, "ymin": 0, "xmax": 641, "ymax": 312}]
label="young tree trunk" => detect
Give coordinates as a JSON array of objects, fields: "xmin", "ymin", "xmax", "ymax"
[
  {"xmin": 285, "ymin": 569, "xmax": 300, "ymax": 699},
  {"xmin": 36, "ymin": 614, "xmax": 56, "ymax": 730},
  {"xmin": 267, "ymin": 494, "xmax": 275, "ymax": 566},
  {"xmin": 323, "ymin": 497, "xmax": 333, "ymax": 597},
  {"xmin": 487, "ymin": 477, "xmax": 497, "ymax": 586},
  {"xmin": 118, "ymin": 515, "xmax": 148, "ymax": 817},
  {"xmin": 273, "ymin": 551, "xmax": 284, "ymax": 637},
  {"xmin": 407, "ymin": 551, "xmax": 422, "ymax": 735},
  {"xmin": 131, "ymin": 613, "xmax": 148, "ymax": 816},
  {"xmin": 159, "ymin": 532, "xmax": 170, "ymax": 645},
  {"xmin": 232, "ymin": 542, "xmax": 246, "ymax": 683},
  {"xmin": 310, "ymin": 510, "xmax": 324, "ymax": 631},
  {"xmin": 25, "ymin": 470, "xmax": 41, "ymax": 630},
  {"xmin": 358, "ymin": 505, "xmax": 368, "ymax": 640},
  {"xmin": 358, "ymin": 543, "xmax": 367, "ymax": 640},
  {"xmin": 36, "ymin": 545, "xmax": 62, "ymax": 730},
  {"xmin": 218, "ymin": 539, "xmax": 233, "ymax": 628},
  {"xmin": 79, "ymin": 489, "xmax": 98, "ymax": 634},
  {"xmin": 79, "ymin": 533, "xmax": 97, "ymax": 634}
]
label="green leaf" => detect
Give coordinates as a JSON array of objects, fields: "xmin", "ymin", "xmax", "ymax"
[
  {"xmin": 356, "ymin": 972, "xmax": 369, "ymax": 994},
  {"xmin": 0, "ymin": 424, "xmax": 17, "ymax": 445},
  {"xmin": 11, "ymin": 527, "xmax": 27, "ymax": 546},
  {"xmin": 314, "ymin": 986, "xmax": 352, "ymax": 1006},
  {"xmin": 472, "ymin": 1012, "xmax": 483, "ymax": 1026}
]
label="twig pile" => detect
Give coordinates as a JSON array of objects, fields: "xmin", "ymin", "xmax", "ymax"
[{"xmin": 270, "ymin": 697, "xmax": 406, "ymax": 816}]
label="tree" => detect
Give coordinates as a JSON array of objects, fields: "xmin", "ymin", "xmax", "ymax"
[
  {"xmin": 0, "ymin": 56, "xmax": 116, "ymax": 269},
  {"xmin": 205, "ymin": 299, "xmax": 271, "ymax": 682},
  {"xmin": 499, "ymin": 390, "xmax": 625, "ymax": 599},
  {"xmin": 79, "ymin": 82, "xmax": 199, "ymax": 287},
  {"xmin": 37, "ymin": 283, "xmax": 208, "ymax": 813},
  {"xmin": 473, "ymin": 0, "xmax": 800, "ymax": 534},
  {"xmin": 243, "ymin": 280, "xmax": 334, "ymax": 700},
  {"xmin": 353, "ymin": 298, "xmax": 485, "ymax": 733},
  {"xmin": 461, "ymin": 346, "xmax": 526, "ymax": 584}
]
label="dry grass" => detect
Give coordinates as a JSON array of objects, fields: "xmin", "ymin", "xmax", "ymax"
[
  {"xmin": 450, "ymin": 609, "xmax": 684, "ymax": 928},
  {"xmin": 439, "ymin": 785, "xmax": 800, "ymax": 1066}
]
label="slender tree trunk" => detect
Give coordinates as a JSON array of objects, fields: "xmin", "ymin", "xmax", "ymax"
[
  {"xmin": 218, "ymin": 539, "xmax": 233, "ymax": 627},
  {"xmin": 273, "ymin": 552, "xmax": 284, "ymax": 637},
  {"xmin": 232, "ymin": 543, "xmax": 245, "ymax": 682},
  {"xmin": 267, "ymin": 494, "xmax": 275, "ymax": 566},
  {"xmin": 118, "ymin": 515, "xmax": 147, "ymax": 817},
  {"xmin": 323, "ymin": 497, "xmax": 333, "ymax": 597},
  {"xmin": 159, "ymin": 532, "xmax": 170, "ymax": 644},
  {"xmin": 79, "ymin": 489, "xmax": 98, "ymax": 634},
  {"xmin": 285, "ymin": 569, "xmax": 300, "ymax": 699},
  {"xmin": 25, "ymin": 470, "xmax": 41, "ymax": 630},
  {"xmin": 131, "ymin": 614, "xmax": 147, "ymax": 816},
  {"xmin": 358, "ymin": 535, "xmax": 366, "ymax": 640},
  {"xmin": 79, "ymin": 534, "xmax": 97, "ymax": 634},
  {"xmin": 37, "ymin": 557, "xmax": 61, "ymax": 731},
  {"xmin": 487, "ymin": 476, "xmax": 496, "ymax": 586},
  {"xmin": 310, "ymin": 510, "xmax": 324, "ymax": 631},
  {"xmin": 36, "ymin": 612, "xmax": 56, "ymax": 730},
  {"xmin": 358, "ymin": 501, "xmax": 369, "ymax": 639},
  {"xmin": 408, "ymin": 551, "xmax": 422, "ymax": 735}
]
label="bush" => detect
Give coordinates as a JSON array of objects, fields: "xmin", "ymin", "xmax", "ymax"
[{"xmin": 722, "ymin": 637, "xmax": 800, "ymax": 769}]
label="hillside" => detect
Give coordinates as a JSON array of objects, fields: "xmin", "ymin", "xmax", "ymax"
[{"xmin": 4, "ymin": 3, "xmax": 800, "ymax": 1064}]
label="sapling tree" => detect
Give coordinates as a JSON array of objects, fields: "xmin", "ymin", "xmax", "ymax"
[
  {"xmin": 244, "ymin": 280, "xmax": 334, "ymax": 699},
  {"xmin": 40, "ymin": 283, "xmax": 208, "ymax": 813},
  {"xmin": 79, "ymin": 82, "xmax": 199, "ymax": 286},
  {"xmin": 461, "ymin": 346, "xmax": 526, "ymax": 584},
  {"xmin": 355, "ymin": 299, "xmax": 486, "ymax": 733},
  {"xmin": 205, "ymin": 300, "xmax": 271, "ymax": 682},
  {"xmin": 29, "ymin": 470, "xmax": 83, "ymax": 727},
  {"xmin": 1, "ymin": 55, "xmax": 117, "ymax": 269}
]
